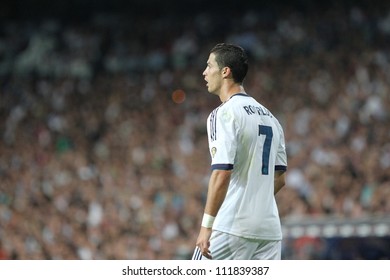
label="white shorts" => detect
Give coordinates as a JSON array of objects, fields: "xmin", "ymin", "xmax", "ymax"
[{"xmin": 192, "ymin": 230, "xmax": 281, "ymax": 260}]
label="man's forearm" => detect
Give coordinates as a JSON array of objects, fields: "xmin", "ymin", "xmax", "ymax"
[{"xmin": 204, "ymin": 169, "xmax": 231, "ymax": 217}]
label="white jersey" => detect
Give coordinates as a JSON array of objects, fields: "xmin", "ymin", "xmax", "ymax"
[{"xmin": 207, "ymin": 93, "xmax": 287, "ymax": 240}]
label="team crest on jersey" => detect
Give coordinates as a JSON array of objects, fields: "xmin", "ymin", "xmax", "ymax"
[{"xmin": 211, "ymin": 147, "xmax": 217, "ymax": 158}]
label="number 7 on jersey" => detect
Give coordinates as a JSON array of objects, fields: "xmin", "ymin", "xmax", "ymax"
[{"xmin": 258, "ymin": 125, "xmax": 273, "ymax": 175}]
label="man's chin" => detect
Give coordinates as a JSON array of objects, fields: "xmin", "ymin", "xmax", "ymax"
[{"xmin": 206, "ymin": 87, "xmax": 215, "ymax": 94}]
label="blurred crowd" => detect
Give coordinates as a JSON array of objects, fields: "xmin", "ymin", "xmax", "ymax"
[{"xmin": 0, "ymin": 3, "xmax": 389, "ymax": 259}]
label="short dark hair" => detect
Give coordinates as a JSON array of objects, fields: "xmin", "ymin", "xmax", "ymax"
[{"xmin": 210, "ymin": 43, "xmax": 248, "ymax": 84}]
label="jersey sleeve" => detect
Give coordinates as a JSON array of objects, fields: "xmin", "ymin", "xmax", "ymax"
[
  {"xmin": 275, "ymin": 122, "xmax": 287, "ymax": 171},
  {"xmin": 207, "ymin": 106, "xmax": 237, "ymax": 170}
]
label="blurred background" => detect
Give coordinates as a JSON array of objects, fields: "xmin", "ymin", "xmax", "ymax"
[{"xmin": 0, "ymin": 0, "xmax": 389, "ymax": 260}]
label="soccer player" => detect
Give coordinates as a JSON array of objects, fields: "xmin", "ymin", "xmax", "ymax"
[{"xmin": 192, "ymin": 43, "xmax": 287, "ymax": 260}]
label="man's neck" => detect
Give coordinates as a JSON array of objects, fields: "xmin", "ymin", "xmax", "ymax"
[{"xmin": 219, "ymin": 84, "xmax": 246, "ymax": 103}]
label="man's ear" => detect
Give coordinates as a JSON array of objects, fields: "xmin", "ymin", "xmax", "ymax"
[{"xmin": 222, "ymin": 67, "xmax": 231, "ymax": 78}]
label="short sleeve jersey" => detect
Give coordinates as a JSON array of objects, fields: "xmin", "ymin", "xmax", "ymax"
[{"xmin": 207, "ymin": 93, "xmax": 287, "ymax": 240}]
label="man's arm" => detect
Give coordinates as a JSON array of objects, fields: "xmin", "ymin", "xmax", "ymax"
[
  {"xmin": 196, "ymin": 169, "xmax": 231, "ymax": 259},
  {"xmin": 204, "ymin": 169, "xmax": 231, "ymax": 216},
  {"xmin": 274, "ymin": 170, "xmax": 286, "ymax": 195}
]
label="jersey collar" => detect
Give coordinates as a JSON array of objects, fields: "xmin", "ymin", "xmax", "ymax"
[{"xmin": 228, "ymin": 93, "xmax": 249, "ymax": 100}]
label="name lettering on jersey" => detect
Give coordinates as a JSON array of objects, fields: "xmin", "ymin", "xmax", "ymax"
[{"xmin": 243, "ymin": 105, "xmax": 272, "ymax": 117}]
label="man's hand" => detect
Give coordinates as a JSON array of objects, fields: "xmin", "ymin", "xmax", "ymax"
[{"xmin": 195, "ymin": 227, "xmax": 213, "ymax": 259}]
